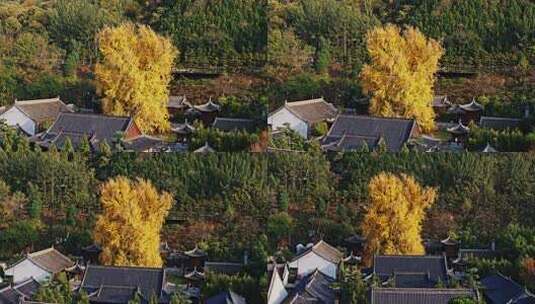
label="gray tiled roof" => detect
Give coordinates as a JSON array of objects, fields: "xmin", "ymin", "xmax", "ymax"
[
  {"xmin": 321, "ymin": 114, "xmax": 415, "ymax": 152},
  {"xmin": 81, "ymin": 265, "xmax": 168, "ymax": 304},
  {"xmin": 393, "ymin": 273, "xmax": 436, "ymax": 288},
  {"xmin": 0, "ymin": 278, "xmax": 41, "ymax": 304},
  {"xmin": 373, "ymin": 255, "xmax": 449, "ymax": 287},
  {"xmin": 38, "ymin": 113, "xmax": 134, "ymax": 149},
  {"xmin": 204, "ymin": 262, "xmax": 244, "ymax": 275},
  {"xmin": 283, "ymin": 98, "xmax": 338, "ymax": 124},
  {"xmin": 168, "ymin": 96, "xmax": 190, "ymax": 109},
  {"xmin": 206, "ymin": 290, "xmax": 246, "ymax": 304},
  {"xmin": 122, "ymin": 135, "xmax": 166, "ymax": 152},
  {"xmin": 433, "ymin": 96, "xmax": 450, "ymax": 108},
  {"xmin": 480, "ymin": 116, "xmax": 523, "ymax": 130},
  {"xmin": 459, "ymin": 99, "xmax": 484, "ymax": 112},
  {"xmin": 291, "ymin": 240, "xmax": 344, "ymax": 264},
  {"xmin": 212, "ymin": 117, "xmax": 256, "ymax": 132},
  {"xmin": 13, "ymin": 97, "xmax": 73, "ymax": 124},
  {"xmin": 193, "ymin": 142, "xmax": 215, "ymax": 153},
  {"xmin": 193, "ymin": 99, "xmax": 220, "ymax": 113},
  {"xmin": 481, "ymin": 273, "xmax": 535, "ymax": 304},
  {"xmin": 27, "ymin": 247, "xmax": 74, "ymax": 273},
  {"xmin": 283, "ymin": 270, "xmax": 336, "ymax": 304},
  {"xmin": 90, "ymin": 286, "xmax": 139, "ymax": 304},
  {"xmin": 370, "ymin": 288, "xmax": 476, "ymax": 304}
]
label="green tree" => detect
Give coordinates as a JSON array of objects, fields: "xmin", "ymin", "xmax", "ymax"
[{"xmin": 339, "ymin": 265, "xmax": 368, "ymax": 304}]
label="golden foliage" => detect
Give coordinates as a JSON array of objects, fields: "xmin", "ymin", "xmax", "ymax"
[
  {"xmin": 361, "ymin": 172, "xmax": 437, "ymax": 264},
  {"xmin": 360, "ymin": 24, "xmax": 443, "ymax": 133},
  {"xmin": 93, "ymin": 176, "xmax": 173, "ymax": 267},
  {"xmin": 95, "ymin": 22, "xmax": 177, "ymax": 134}
]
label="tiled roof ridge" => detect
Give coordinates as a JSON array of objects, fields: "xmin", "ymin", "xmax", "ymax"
[
  {"xmin": 337, "ymin": 113, "xmax": 415, "ymax": 122},
  {"xmin": 480, "ymin": 116, "xmax": 523, "ymax": 121},
  {"xmin": 27, "ymin": 247, "xmax": 73, "ymax": 272},
  {"xmin": 286, "ymin": 97, "xmax": 327, "ymax": 106},
  {"xmin": 58, "ymin": 112, "xmax": 132, "ymax": 121},
  {"xmin": 213, "ymin": 117, "xmax": 254, "ymax": 122},
  {"xmin": 312, "ymin": 240, "xmax": 343, "ymax": 257},
  {"xmin": 124, "ymin": 134, "xmax": 162, "ymax": 141},
  {"xmin": 15, "ymin": 97, "xmax": 61, "ymax": 105},
  {"xmin": 372, "ymin": 287, "xmax": 475, "ymax": 293},
  {"xmin": 27, "ymin": 247, "xmax": 56, "ymax": 257},
  {"xmin": 375, "ymin": 255, "xmax": 445, "ymax": 258},
  {"xmin": 86, "ymin": 264, "xmax": 165, "ymax": 272}
]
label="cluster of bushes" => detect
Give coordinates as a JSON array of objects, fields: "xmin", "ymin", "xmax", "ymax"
[{"xmin": 467, "ymin": 126, "xmax": 535, "ymax": 152}]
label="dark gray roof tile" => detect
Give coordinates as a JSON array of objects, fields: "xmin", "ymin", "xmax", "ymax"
[
  {"xmin": 370, "ymin": 288, "xmax": 476, "ymax": 304},
  {"xmin": 373, "ymin": 255, "xmax": 448, "ymax": 287},
  {"xmin": 212, "ymin": 118, "xmax": 256, "ymax": 132},
  {"xmin": 480, "ymin": 116, "xmax": 523, "ymax": 130},
  {"xmin": 321, "ymin": 114, "xmax": 415, "ymax": 152},
  {"xmin": 284, "ymin": 270, "xmax": 336, "ymax": 304},
  {"xmin": 81, "ymin": 265, "xmax": 167, "ymax": 304},
  {"xmin": 481, "ymin": 273, "xmax": 534, "ymax": 304}
]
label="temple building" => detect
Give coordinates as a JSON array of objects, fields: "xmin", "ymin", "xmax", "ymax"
[
  {"xmin": 432, "ymin": 95, "xmax": 451, "ymax": 115},
  {"xmin": 449, "ymin": 98, "xmax": 484, "ymax": 124},
  {"xmin": 167, "ymin": 95, "xmax": 191, "ymax": 116},
  {"xmin": 186, "ymin": 98, "xmax": 221, "ymax": 125},
  {"xmin": 321, "ymin": 114, "xmax": 418, "ymax": 152},
  {"xmin": 268, "ymin": 98, "xmax": 338, "ymax": 139},
  {"xmin": 0, "ymin": 97, "xmax": 74, "ymax": 136},
  {"xmin": 447, "ymin": 120, "xmax": 470, "ymax": 143}
]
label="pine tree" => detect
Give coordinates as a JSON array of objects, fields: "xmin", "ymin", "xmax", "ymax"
[{"xmin": 27, "ymin": 182, "xmax": 43, "ymax": 219}]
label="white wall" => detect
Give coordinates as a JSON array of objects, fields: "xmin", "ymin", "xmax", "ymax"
[
  {"xmin": 0, "ymin": 107, "xmax": 35, "ymax": 135},
  {"xmin": 268, "ymin": 108, "xmax": 308, "ymax": 138},
  {"xmin": 288, "ymin": 251, "xmax": 338, "ymax": 279},
  {"xmin": 267, "ymin": 270, "xmax": 288, "ymax": 304},
  {"xmin": 5, "ymin": 259, "xmax": 50, "ymax": 283}
]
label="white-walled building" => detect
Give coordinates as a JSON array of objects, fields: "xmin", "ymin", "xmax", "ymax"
[
  {"xmin": 0, "ymin": 97, "xmax": 73, "ymax": 136},
  {"xmin": 288, "ymin": 240, "xmax": 343, "ymax": 280},
  {"xmin": 267, "ymin": 240, "xmax": 344, "ymax": 304},
  {"xmin": 268, "ymin": 98, "xmax": 338, "ymax": 139},
  {"xmin": 4, "ymin": 247, "xmax": 75, "ymax": 283}
]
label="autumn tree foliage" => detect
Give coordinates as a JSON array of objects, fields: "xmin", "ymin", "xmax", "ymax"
[
  {"xmin": 361, "ymin": 172, "xmax": 437, "ymax": 264},
  {"xmin": 360, "ymin": 24, "xmax": 443, "ymax": 133},
  {"xmin": 95, "ymin": 23, "xmax": 177, "ymax": 134},
  {"xmin": 520, "ymin": 257, "xmax": 535, "ymax": 291},
  {"xmin": 93, "ymin": 176, "xmax": 173, "ymax": 267}
]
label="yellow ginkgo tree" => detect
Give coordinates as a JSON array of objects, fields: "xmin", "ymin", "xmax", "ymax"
[
  {"xmin": 95, "ymin": 22, "xmax": 177, "ymax": 134},
  {"xmin": 361, "ymin": 172, "xmax": 437, "ymax": 265},
  {"xmin": 360, "ymin": 24, "xmax": 443, "ymax": 133},
  {"xmin": 93, "ymin": 176, "xmax": 173, "ymax": 267}
]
